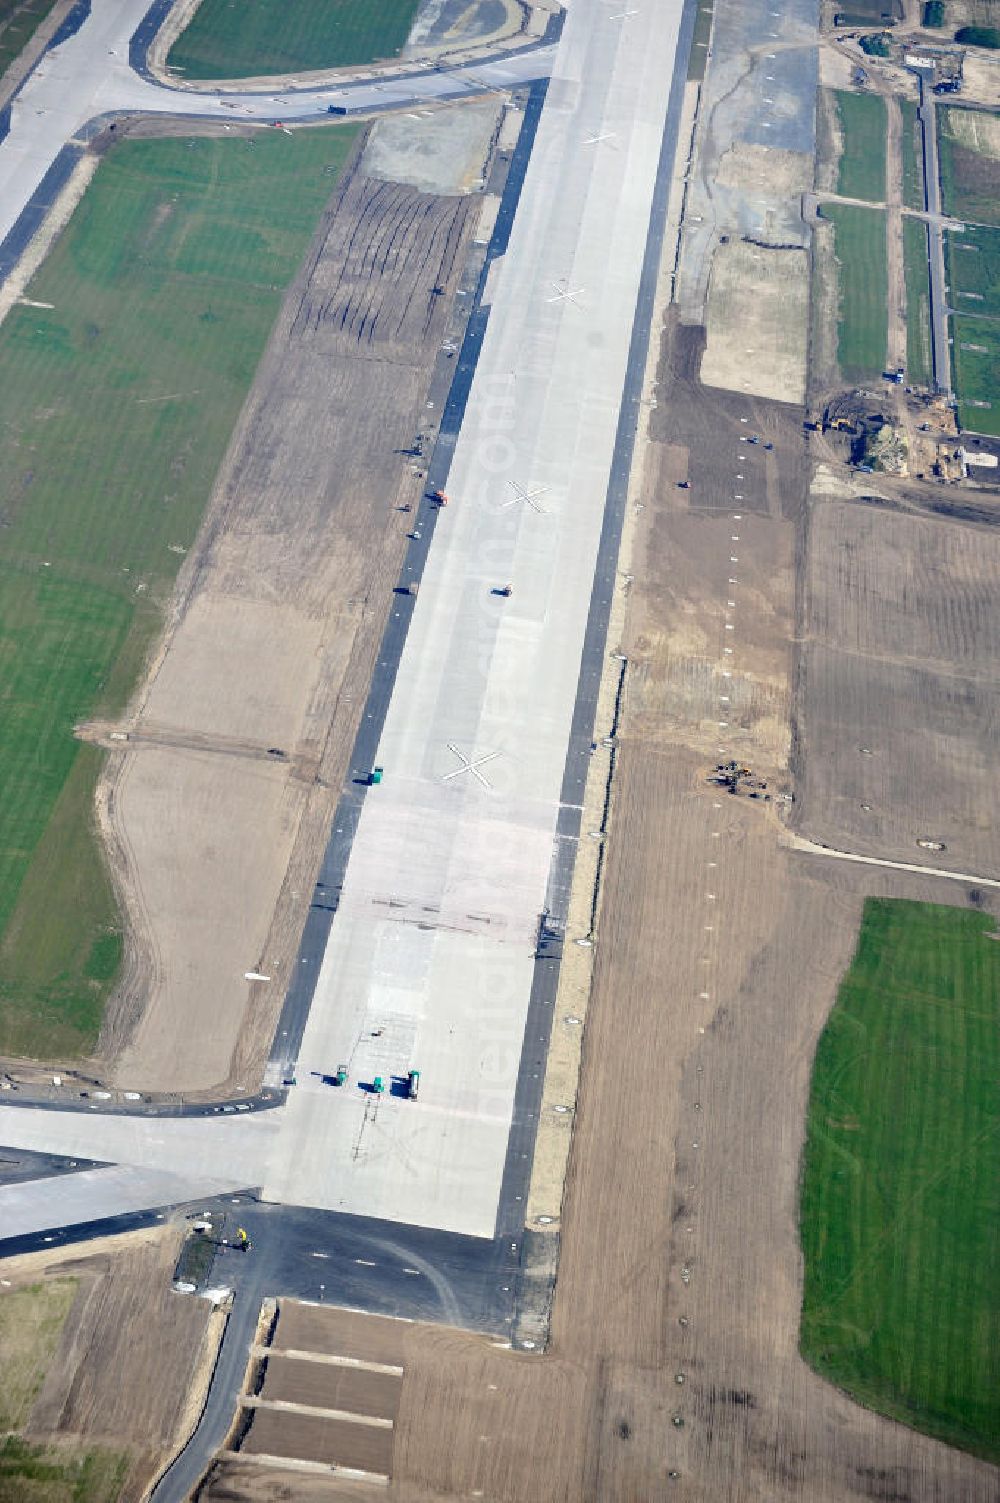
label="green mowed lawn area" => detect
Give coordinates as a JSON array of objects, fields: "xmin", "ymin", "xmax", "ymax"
[
  {"xmin": 0, "ymin": 125, "xmax": 358, "ymax": 1058},
  {"xmin": 951, "ymin": 314, "xmax": 1000, "ymax": 436},
  {"xmin": 946, "ymin": 223, "xmax": 1000, "ymax": 318},
  {"xmin": 800, "ymin": 899, "xmax": 1000, "ymax": 1462},
  {"xmin": 823, "ymin": 203, "xmax": 888, "ymax": 381},
  {"xmin": 903, "ymin": 215, "xmax": 932, "ymax": 386},
  {"xmin": 938, "ymin": 107, "xmax": 1000, "ymax": 226},
  {"xmin": 835, "ymin": 90, "xmax": 887, "ymax": 202},
  {"xmin": 167, "ymin": 0, "xmax": 421, "ymax": 80}
]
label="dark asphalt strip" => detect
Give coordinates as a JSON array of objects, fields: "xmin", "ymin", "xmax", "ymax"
[{"xmin": 0, "ymin": 143, "xmax": 82, "ymax": 280}]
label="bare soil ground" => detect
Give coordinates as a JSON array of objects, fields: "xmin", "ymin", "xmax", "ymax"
[
  {"xmin": 241, "ymin": 1408, "xmax": 394, "ymax": 1473},
  {"xmin": 793, "ymin": 499, "xmax": 1000, "ymax": 875},
  {"xmin": 203, "ymin": 314, "xmax": 1000, "ymax": 1500},
  {"xmin": 259, "ymin": 1355, "xmax": 401, "ymax": 1418},
  {"xmin": 0, "ymin": 1224, "xmax": 221, "ymax": 1501},
  {"xmin": 701, "ymin": 241, "xmax": 811, "ymax": 405},
  {"xmin": 272, "ymin": 1303, "xmax": 407, "ymax": 1365},
  {"xmin": 102, "ymin": 159, "xmax": 477, "ymax": 1094}
]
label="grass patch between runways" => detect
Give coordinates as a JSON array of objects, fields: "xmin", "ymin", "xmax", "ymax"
[
  {"xmin": 822, "ymin": 202, "xmax": 888, "ymax": 382},
  {"xmin": 834, "ymin": 90, "xmax": 887, "ymax": 202}
]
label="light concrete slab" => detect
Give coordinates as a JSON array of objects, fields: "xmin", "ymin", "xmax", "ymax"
[{"xmin": 0, "ymin": 1164, "xmax": 242, "ymax": 1237}]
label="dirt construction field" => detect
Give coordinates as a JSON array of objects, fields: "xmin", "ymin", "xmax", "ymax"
[
  {"xmin": 101, "ymin": 160, "xmax": 477, "ymax": 1093},
  {"xmin": 793, "ymin": 499, "xmax": 1000, "ymax": 876},
  {"xmin": 201, "ymin": 314, "xmax": 999, "ymax": 1500}
]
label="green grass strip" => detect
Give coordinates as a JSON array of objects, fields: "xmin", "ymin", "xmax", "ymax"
[
  {"xmin": 167, "ymin": 0, "xmax": 421, "ymax": 80},
  {"xmin": 903, "ymin": 215, "xmax": 932, "ymax": 387},
  {"xmin": 0, "ymin": 126, "xmax": 357, "ymax": 1057},
  {"xmin": 946, "ymin": 222, "xmax": 1000, "ymax": 318},
  {"xmin": 800, "ymin": 898, "xmax": 1000, "ymax": 1462},
  {"xmin": 824, "ymin": 202, "xmax": 888, "ymax": 381},
  {"xmin": 835, "ymin": 90, "xmax": 887, "ymax": 203},
  {"xmin": 951, "ymin": 314, "xmax": 1000, "ymax": 436},
  {"xmin": 899, "ymin": 98, "xmax": 924, "ymax": 212}
]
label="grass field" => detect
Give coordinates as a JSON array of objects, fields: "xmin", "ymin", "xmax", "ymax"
[
  {"xmin": 938, "ymin": 107, "xmax": 1000, "ymax": 226},
  {"xmin": 0, "ymin": 125, "xmax": 358, "ymax": 1059},
  {"xmin": 903, "ymin": 216, "xmax": 933, "ymax": 386},
  {"xmin": 167, "ymin": 0, "xmax": 421, "ymax": 80},
  {"xmin": 800, "ymin": 899, "xmax": 1000, "ymax": 1462},
  {"xmin": 823, "ymin": 203, "xmax": 888, "ymax": 380},
  {"xmin": 899, "ymin": 98, "xmax": 924, "ymax": 211},
  {"xmin": 951, "ymin": 314, "xmax": 1000, "ymax": 434},
  {"xmin": 835, "ymin": 90, "xmax": 886, "ymax": 202},
  {"xmin": 0, "ymin": 1438, "xmax": 128, "ymax": 1503},
  {"xmin": 0, "ymin": 1279, "xmax": 77, "ymax": 1428},
  {"xmin": 946, "ymin": 223, "xmax": 1000, "ymax": 317},
  {"xmin": 0, "ymin": 0, "xmax": 60, "ymax": 81}
]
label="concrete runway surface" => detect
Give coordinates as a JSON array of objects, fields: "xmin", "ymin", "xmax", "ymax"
[{"xmin": 0, "ymin": 0, "xmax": 689, "ymax": 1243}]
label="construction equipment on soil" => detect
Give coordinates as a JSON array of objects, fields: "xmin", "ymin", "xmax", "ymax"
[{"xmin": 707, "ymin": 760, "xmax": 769, "ymax": 800}]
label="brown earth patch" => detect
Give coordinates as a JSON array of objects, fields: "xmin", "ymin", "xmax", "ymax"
[
  {"xmin": 241, "ymin": 1407, "xmax": 394, "ymax": 1474},
  {"xmin": 793, "ymin": 499, "xmax": 1000, "ymax": 874},
  {"xmin": 272, "ymin": 1303, "xmax": 408, "ymax": 1367},
  {"xmin": 259, "ymin": 1355, "xmax": 400, "ymax": 1419}
]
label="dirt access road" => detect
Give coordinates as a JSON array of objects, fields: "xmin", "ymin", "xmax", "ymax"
[
  {"xmin": 98, "ymin": 139, "xmax": 482, "ymax": 1095},
  {"xmin": 199, "ymin": 314, "xmax": 999, "ymax": 1500}
]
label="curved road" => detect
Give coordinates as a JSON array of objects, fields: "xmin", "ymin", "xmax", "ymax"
[{"xmin": 0, "ymin": 0, "xmax": 557, "ymax": 274}]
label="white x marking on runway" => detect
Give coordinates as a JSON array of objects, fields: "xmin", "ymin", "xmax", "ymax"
[
  {"xmin": 502, "ymin": 480, "xmax": 549, "ymax": 512},
  {"xmin": 443, "ymin": 744, "xmax": 501, "ymax": 788},
  {"xmin": 546, "ymin": 281, "xmax": 586, "ymax": 305}
]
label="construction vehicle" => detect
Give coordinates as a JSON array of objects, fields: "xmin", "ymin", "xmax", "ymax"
[
  {"xmin": 407, "ymin": 1070, "xmax": 420, "ymax": 1101},
  {"xmin": 432, "ymin": 489, "xmax": 449, "ymax": 506},
  {"xmin": 708, "ymin": 760, "xmax": 767, "ymax": 798}
]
